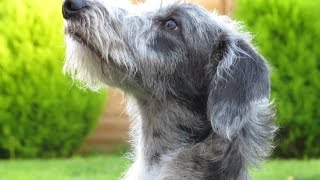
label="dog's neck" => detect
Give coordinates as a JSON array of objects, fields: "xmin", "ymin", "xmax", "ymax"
[{"xmin": 127, "ymin": 97, "xmax": 211, "ymax": 165}]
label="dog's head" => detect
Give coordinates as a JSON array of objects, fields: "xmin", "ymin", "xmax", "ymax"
[
  {"xmin": 63, "ymin": 0, "xmax": 230, "ymax": 92},
  {"xmin": 63, "ymin": 0, "xmax": 273, "ymax": 141}
]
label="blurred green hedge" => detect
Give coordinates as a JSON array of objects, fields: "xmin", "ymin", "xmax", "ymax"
[
  {"xmin": 236, "ymin": 0, "xmax": 320, "ymax": 158},
  {"xmin": 0, "ymin": 0, "xmax": 106, "ymax": 158}
]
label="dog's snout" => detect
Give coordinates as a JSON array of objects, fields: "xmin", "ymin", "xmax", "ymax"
[{"xmin": 62, "ymin": 0, "xmax": 86, "ymax": 19}]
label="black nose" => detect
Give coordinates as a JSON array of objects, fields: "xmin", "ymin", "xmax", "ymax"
[{"xmin": 62, "ymin": 0, "xmax": 86, "ymax": 19}]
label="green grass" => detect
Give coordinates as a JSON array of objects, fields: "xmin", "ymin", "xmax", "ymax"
[
  {"xmin": 0, "ymin": 155, "xmax": 131, "ymax": 180},
  {"xmin": 251, "ymin": 160, "xmax": 320, "ymax": 180},
  {"xmin": 0, "ymin": 155, "xmax": 319, "ymax": 180}
]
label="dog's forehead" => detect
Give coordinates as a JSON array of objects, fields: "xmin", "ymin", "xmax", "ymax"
[
  {"xmin": 128, "ymin": 1, "xmax": 207, "ymax": 19},
  {"xmin": 151, "ymin": 4, "xmax": 209, "ymax": 20}
]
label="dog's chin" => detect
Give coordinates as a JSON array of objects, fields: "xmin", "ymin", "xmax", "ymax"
[
  {"xmin": 69, "ymin": 32, "xmax": 87, "ymax": 47},
  {"xmin": 63, "ymin": 35, "xmax": 129, "ymax": 91},
  {"xmin": 63, "ymin": 35, "xmax": 107, "ymax": 90},
  {"xmin": 63, "ymin": 24, "xmax": 133, "ymax": 90},
  {"xmin": 65, "ymin": 27, "xmax": 119, "ymax": 66},
  {"xmin": 65, "ymin": 27, "xmax": 101, "ymax": 56}
]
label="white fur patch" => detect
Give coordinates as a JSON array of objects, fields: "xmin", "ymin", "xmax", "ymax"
[{"xmin": 63, "ymin": 37, "xmax": 105, "ymax": 90}]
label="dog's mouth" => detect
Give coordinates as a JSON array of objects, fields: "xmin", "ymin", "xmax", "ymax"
[
  {"xmin": 70, "ymin": 32, "xmax": 86, "ymax": 45},
  {"xmin": 66, "ymin": 28, "xmax": 100, "ymax": 56},
  {"xmin": 65, "ymin": 27, "xmax": 114, "ymax": 63}
]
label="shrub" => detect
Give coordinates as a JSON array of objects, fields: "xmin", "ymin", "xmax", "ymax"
[
  {"xmin": 0, "ymin": 0, "xmax": 106, "ymax": 158},
  {"xmin": 236, "ymin": 0, "xmax": 320, "ymax": 158}
]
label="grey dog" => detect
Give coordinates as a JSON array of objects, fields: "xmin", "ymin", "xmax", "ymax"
[{"xmin": 62, "ymin": 0, "xmax": 277, "ymax": 179}]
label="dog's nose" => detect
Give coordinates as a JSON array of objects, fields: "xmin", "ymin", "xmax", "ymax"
[{"xmin": 62, "ymin": 0, "xmax": 86, "ymax": 19}]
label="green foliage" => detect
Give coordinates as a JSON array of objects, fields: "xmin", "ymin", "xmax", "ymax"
[
  {"xmin": 236, "ymin": 0, "xmax": 320, "ymax": 158},
  {"xmin": 0, "ymin": 0, "xmax": 106, "ymax": 158}
]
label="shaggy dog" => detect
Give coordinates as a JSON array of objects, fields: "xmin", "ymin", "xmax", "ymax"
[{"xmin": 62, "ymin": 0, "xmax": 276, "ymax": 179}]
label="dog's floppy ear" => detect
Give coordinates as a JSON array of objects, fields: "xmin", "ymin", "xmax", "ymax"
[{"xmin": 207, "ymin": 32, "xmax": 271, "ymax": 140}]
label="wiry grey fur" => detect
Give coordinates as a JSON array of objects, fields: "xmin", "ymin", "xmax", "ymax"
[{"xmin": 62, "ymin": 0, "xmax": 277, "ymax": 179}]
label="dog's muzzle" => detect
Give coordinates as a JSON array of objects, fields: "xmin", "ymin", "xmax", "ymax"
[{"xmin": 62, "ymin": 0, "xmax": 86, "ymax": 19}]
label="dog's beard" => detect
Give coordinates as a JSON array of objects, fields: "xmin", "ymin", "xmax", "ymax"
[{"xmin": 64, "ymin": 36, "xmax": 105, "ymax": 90}]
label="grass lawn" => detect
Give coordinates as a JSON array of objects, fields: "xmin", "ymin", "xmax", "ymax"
[
  {"xmin": 0, "ymin": 155, "xmax": 130, "ymax": 180},
  {"xmin": 0, "ymin": 155, "xmax": 319, "ymax": 180}
]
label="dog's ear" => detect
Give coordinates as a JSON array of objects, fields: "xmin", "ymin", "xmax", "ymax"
[{"xmin": 207, "ymin": 32, "xmax": 271, "ymax": 140}]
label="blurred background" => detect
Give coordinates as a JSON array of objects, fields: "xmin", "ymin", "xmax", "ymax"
[{"xmin": 0, "ymin": 0, "xmax": 319, "ymax": 179}]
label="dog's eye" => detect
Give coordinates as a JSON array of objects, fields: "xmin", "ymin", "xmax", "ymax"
[{"xmin": 164, "ymin": 19, "xmax": 178, "ymax": 30}]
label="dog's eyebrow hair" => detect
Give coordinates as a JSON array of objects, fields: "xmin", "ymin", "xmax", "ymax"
[
  {"xmin": 154, "ymin": 14, "xmax": 176, "ymax": 23},
  {"xmin": 155, "ymin": 5, "xmax": 184, "ymax": 20}
]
